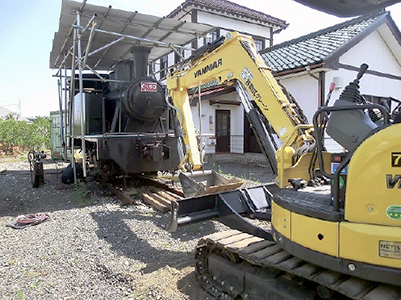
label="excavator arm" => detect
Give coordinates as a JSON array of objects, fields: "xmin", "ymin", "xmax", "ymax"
[{"xmin": 167, "ymin": 32, "xmax": 328, "ymax": 187}]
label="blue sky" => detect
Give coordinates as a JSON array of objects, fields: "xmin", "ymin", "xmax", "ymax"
[{"xmin": 0, "ymin": 0, "xmax": 400, "ymax": 118}]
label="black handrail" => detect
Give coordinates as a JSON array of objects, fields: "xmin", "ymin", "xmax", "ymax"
[{"xmin": 312, "ymin": 103, "xmax": 390, "ymax": 211}]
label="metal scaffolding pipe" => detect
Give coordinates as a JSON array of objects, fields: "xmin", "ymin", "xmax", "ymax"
[
  {"xmin": 82, "ymin": 20, "xmax": 97, "ymax": 68},
  {"xmin": 69, "ymin": 22, "xmax": 77, "ymax": 184},
  {"xmin": 78, "ymin": 0, "xmax": 87, "ymax": 13},
  {"xmin": 54, "ymin": 13, "xmax": 78, "ymax": 71},
  {"xmin": 55, "ymin": 48, "xmax": 72, "ymax": 76},
  {"xmin": 76, "ymin": 11, "xmax": 88, "ymax": 178},
  {"xmin": 88, "ymin": 36, "xmax": 124, "ymax": 57},
  {"xmin": 57, "ymin": 78, "xmax": 65, "ymax": 161},
  {"xmin": 84, "ymin": 64, "xmax": 106, "ymax": 82},
  {"xmin": 72, "ymin": 25, "xmax": 195, "ymax": 51},
  {"xmin": 55, "ymin": 13, "xmax": 95, "ymax": 73},
  {"xmin": 64, "ymin": 64, "xmax": 68, "ymax": 161},
  {"xmin": 170, "ymin": 44, "xmax": 185, "ymax": 61},
  {"xmin": 81, "ymin": 14, "xmax": 97, "ymax": 35}
]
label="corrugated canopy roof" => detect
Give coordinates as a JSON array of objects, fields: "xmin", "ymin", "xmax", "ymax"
[{"xmin": 50, "ymin": 0, "xmax": 215, "ymax": 71}]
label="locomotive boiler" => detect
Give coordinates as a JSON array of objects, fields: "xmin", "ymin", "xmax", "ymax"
[{"xmin": 72, "ymin": 46, "xmax": 184, "ymax": 178}]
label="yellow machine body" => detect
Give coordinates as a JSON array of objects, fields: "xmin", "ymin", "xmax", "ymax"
[
  {"xmin": 345, "ymin": 124, "xmax": 401, "ymax": 226},
  {"xmin": 273, "ymin": 124, "xmax": 401, "ymax": 269},
  {"xmin": 166, "ymin": 28, "xmax": 401, "ymax": 297}
]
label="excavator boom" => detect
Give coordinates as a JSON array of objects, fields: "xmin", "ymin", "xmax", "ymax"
[{"xmin": 168, "ymin": 32, "xmax": 327, "ymax": 187}]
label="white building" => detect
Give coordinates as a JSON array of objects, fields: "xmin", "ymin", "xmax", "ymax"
[
  {"xmin": 160, "ymin": 0, "xmax": 287, "ymax": 159},
  {"xmin": 261, "ymin": 10, "xmax": 401, "ymax": 151},
  {"xmin": 153, "ymin": 0, "xmax": 287, "ymax": 80},
  {"xmin": 162, "ymin": 2, "xmax": 401, "ymax": 157}
]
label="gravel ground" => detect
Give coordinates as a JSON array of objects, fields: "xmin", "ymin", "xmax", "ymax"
[{"xmin": 0, "ymin": 158, "xmax": 273, "ymax": 300}]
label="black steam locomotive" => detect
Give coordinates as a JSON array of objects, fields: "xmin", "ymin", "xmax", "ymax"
[{"xmin": 72, "ymin": 46, "xmax": 183, "ymax": 178}]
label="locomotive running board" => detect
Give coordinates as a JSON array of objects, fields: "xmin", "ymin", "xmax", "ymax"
[{"xmin": 166, "ymin": 183, "xmax": 278, "ymax": 241}]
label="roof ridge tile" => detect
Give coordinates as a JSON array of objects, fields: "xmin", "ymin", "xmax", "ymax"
[
  {"xmin": 262, "ymin": 10, "xmax": 387, "ymax": 54},
  {"xmin": 167, "ymin": 0, "xmax": 288, "ymax": 29},
  {"xmin": 261, "ymin": 10, "xmax": 390, "ymax": 73}
]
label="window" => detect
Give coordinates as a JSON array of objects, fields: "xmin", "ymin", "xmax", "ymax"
[
  {"xmin": 253, "ymin": 39, "xmax": 264, "ymax": 51},
  {"xmin": 174, "ymin": 48, "xmax": 185, "ymax": 64},
  {"xmin": 149, "ymin": 62, "xmax": 156, "ymax": 77},
  {"xmin": 204, "ymin": 30, "xmax": 219, "ymax": 44},
  {"xmin": 160, "ymin": 55, "xmax": 168, "ymax": 79}
]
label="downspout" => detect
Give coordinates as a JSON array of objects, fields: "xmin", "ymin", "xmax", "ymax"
[
  {"xmin": 305, "ymin": 66, "xmax": 325, "ymax": 108},
  {"xmin": 319, "ymin": 71, "xmax": 325, "ymax": 107}
]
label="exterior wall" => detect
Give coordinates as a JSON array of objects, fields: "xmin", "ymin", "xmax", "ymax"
[
  {"xmin": 277, "ymin": 30, "xmax": 401, "ymax": 152},
  {"xmin": 278, "ymin": 75, "xmax": 319, "ymax": 123},
  {"xmin": 338, "ymin": 31, "xmax": 401, "ymax": 100},
  {"xmin": 164, "ymin": 8, "xmax": 276, "ymax": 154},
  {"xmin": 197, "ymin": 11, "xmax": 271, "ymax": 44},
  {"xmin": 153, "ymin": 60, "xmax": 160, "ymax": 78},
  {"xmin": 191, "ymin": 92, "xmax": 244, "ymax": 154},
  {"xmin": 167, "ymin": 52, "xmax": 175, "ymax": 69},
  {"xmin": 340, "ymin": 30, "xmax": 401, "ymax": 78}
]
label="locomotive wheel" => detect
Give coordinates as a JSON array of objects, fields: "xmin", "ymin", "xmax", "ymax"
[{"xmin": 31, "ymin": 163, "xmax": 40, "ymax": 188}]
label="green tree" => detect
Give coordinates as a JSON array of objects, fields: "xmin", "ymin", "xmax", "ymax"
[
  {"xmin": 30, "ymin": 117, "xmax": 51, "ymax": 150},
  {"xmin": 0, "ymin": 116, "xmax": 50, "ymax": 154}
]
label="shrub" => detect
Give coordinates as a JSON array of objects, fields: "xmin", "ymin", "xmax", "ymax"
[{"xmin": 0, "ymin": 116, "xmax": 50, "ymax": 155}]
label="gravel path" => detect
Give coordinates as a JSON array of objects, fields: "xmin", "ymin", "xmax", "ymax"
[{"xmin": 0, "ymin": 159, "xmax": 273, "ymax": 300}]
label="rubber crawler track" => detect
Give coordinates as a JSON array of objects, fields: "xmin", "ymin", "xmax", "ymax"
[{"xmin": 195, "ymin": 230, "xmax": 401, "ymax": 300}]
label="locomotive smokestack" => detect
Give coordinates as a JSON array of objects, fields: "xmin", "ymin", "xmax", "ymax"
[{"xmin": 130, "ymin": 46, "xmax": 151, "ymax": 79}]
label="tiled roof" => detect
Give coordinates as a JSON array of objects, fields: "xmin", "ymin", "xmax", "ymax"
[
  {"xmin": 0, "ymin": 106, "xmax": 14, "ymax": 119},
  {"xmin": 0, "ymin": 106, "xmax": 29, "ymax": 122},
  {"xmin": 261, "ymin": 10, "xmax": 389, "ymax": 73},
  {"xmin": 167, "ymin": 0, "xmax": 288, "ymax": 31}
]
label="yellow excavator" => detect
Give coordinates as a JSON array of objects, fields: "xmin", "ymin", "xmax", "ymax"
[{"xmin": 166, "ymin": 1, "xmax": 401, "ymax": 299}]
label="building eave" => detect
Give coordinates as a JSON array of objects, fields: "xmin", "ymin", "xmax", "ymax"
[
  {"xmin": 167, "ymin": 0, "xmax": 288, "ymax": 30},
  {"xmin": 272, "ymin": 62, "xmax": 327, "ymax": 79}
]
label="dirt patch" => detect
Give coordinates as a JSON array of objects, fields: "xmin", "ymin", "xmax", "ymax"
[
  {"xmin": 0, "ymin": 158, "xmax": 276, "ymax": 300},
  {"xmin": 0, "ymin": 159, "xmax": 219, "ymax": 299}
]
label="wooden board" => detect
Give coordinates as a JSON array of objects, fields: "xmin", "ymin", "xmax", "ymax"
[
  {"xmin": 104, "ymin": 182, "xmax": 135, "ymax": 205},
  {"xmin": 140, "ymin": 192, "xmax": 170, "ymax": 213},
  {"xmin": 139, "ymin": 188, "xmax": 183, "ymax": 213}
]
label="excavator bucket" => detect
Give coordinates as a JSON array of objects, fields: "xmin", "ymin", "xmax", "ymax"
[
  {"xmin": 166, "ymin": 183, "xmax": 278, "ymax": 240},
  {"xmin": 179, "ymin": 170, "xmax": 243, "ymax": 198}
]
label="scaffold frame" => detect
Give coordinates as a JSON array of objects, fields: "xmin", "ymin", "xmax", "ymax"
[{"xmin": 50, "ymin": 0, "xmax": 214, "ymax": 182}]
